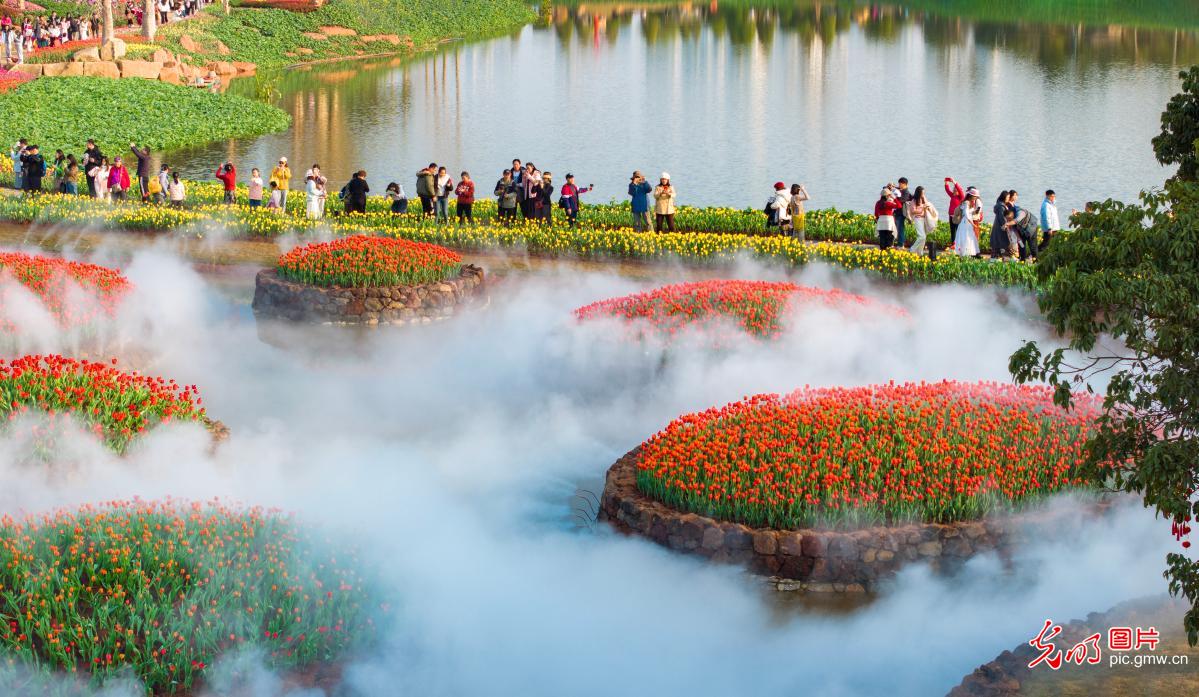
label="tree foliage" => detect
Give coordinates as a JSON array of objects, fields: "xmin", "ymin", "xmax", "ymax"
[
  {"xmin": 1010, "ymin": 180, "xmax": 1199, "ymax": 645},
  {"xmin": 1153, "ymin": 65, "xmax": 1199, "ymax": 181}
]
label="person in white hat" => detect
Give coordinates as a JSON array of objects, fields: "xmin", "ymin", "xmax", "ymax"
[
  {"xmin": 653, "ymin": 172, "xmax": 676, "ymax": 232},
  {"xmin": 270, "ymin": 156, "xmax": 292, "ymax": 211}
]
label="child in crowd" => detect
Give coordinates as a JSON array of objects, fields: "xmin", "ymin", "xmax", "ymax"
[{"xmin": 248, "ymin": 168, "xmax": 264, "ymax": 209}]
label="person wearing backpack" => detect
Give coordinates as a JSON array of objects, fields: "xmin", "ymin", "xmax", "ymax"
[
  {"xmin": 766, "ymin": 182, "xmax": 790, "ymax": 234},
  {"xmin": 415, "ymin": 163, "xmax": 436, "ymax": 218},
  {"xmin": 494, "ymin": 169, "xmax": 518, "ymax": 225},
  {"xmin": 558, "ymin": 174, "xmax": 592, "ymax": 227},
  {"xmin": 344, "ymin": 170, "xmax": 370, "ymax": 215}
]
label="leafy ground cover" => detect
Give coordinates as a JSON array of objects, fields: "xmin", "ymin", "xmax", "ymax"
[
  {"xmin": 635, "ymin": 381, "xmax": 1104, "ymax": 529},
  {"xmin": 0, "ymin": 354, "xmax": 206, "ymax": 453},
  {"xmin": 0, "ymin": 251, "xmax": 129, "ymax": 328},
  {"xmin": 0, "ymin": 77, "xmax": 290, "ymax": 157},
  {"xmin": 574, "ymin": 280, "xmax": 903, "ymax": 340},
  {"xmin": 277, "ymin": 234, "xmax": 462, "ymax": 287},
  {"xmin": 0, "ymin": 192, "xmax": 1038, "ymax": 290},
  {"xmin": 0, "ymin": 499, "xmax": 378, "ymax": 694}
]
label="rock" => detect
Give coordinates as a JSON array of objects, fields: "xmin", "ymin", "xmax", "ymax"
[
  {"xmin": 862, "ymin": 548, "xmax": 877, "ymax": 563},
  {"xmin": 296, "ymin": 47, "xmax": 315, "ymax": 55},
  {"xmin": 362, "ymin": 33, "xmax": 401, "ymax": 45},
  {"xmin": 961, "ymin": 522, "xmax": 987, "ymax": 539},
  {"xmin": 876, "ymin": 549, "xmax": 895, "ymax": 562},
  {"xmin": 151, "ymin": 48, "xmax": 174, "ymax": 64},
  {"xmin": 215, "ymin": 40, "xmax": 231, "ymax": 56},
  {"xmin": 828, "ymin": 536, "xmax": 858, "ymax": 559},
  {"xmin": 40, "ymin": 62, "xmax": 71, "ymax": 77},
  {"xmin": 944, "ymin": 537, "xmax": 973, "ymax": 557},
  {"xmin": 59, "ymin": 62, "xmax": 84, "ymax": 77},
  {"xmin": 232, "ymin": 61, "xmax": 256, "ymax": 75},
  {"xmin": 700, "ymin": 526, "xmax": 723, "ymax": 551},
  {"xmin": 158, "ymin": 66, "xmax": 182, "ymax": 85},
  {"xmin": 82, "ymin": 61, "xmax": 121, "ymax": 78},
  {"xmin": 777, "ymin": 532, "xmax": 804, "ymax": 557},
  {"xmin": 210, "ymin": 61, "xmax": 237, "ymax": 76},
  {"xmin": 118, "ymin": 60, "xmax": 164, "ymax": 79},
  {"xmin": 72, "ymin": 46, "xmax": 100, "ymax": 62},
  {"xmin": 302, "ymin": 32, "xmax": 328, "ymax": 41},
  {"xmin": 917, "ymin": 540, "xmax": 943, "ymax": 557},
  {"xmin": 721, "ymin": 524, "xmax": 752, "ymax": 550},
  {"xmin": 801, "ymin": 532, "xmax": 827, "ymax": 558},
  {"xmin": 319, "ymin": 26, "xmax": 358, "ymax": 37},
  {"xmin": 179, "ymin": 34, "xmax": 201, "ymax": 53},
  {"xmin": 99, "ymin": 38, "xmax": 127, "ymax": 62},
  {"xmin": 12, "ymin": 63, "xmax": 42, "ymax": 77}
]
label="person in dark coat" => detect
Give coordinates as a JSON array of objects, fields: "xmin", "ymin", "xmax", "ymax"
[
  {"xmin": 990, "ymin": 190, "xmax": 1012, "ymax": 258},
  {"xmin": 345, "ymin": 170, "xmax": 370, "ymax": 215},
  {"xmin": 628, "ymin": 170, "xmax": 652, "ymax": 231},
  {"xmin": 20, "ymin": 145, "xmax": 46, "ymax": 193},
  {"xmin": 130, "ymin": 142, "xmax": 151, "ymax": 201},
  {"xmin": 537, "ymin": 171, "xmax": 555, "ymax": 225},
  {"xmin": 81, "ymin": 139, "xmax": 103, "ymax": 197}
]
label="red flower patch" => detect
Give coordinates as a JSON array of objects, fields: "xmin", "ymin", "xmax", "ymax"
[
  {"xmin": 277, "ymin": 235, "xmax": 462, "ymax": 288},
  {"xmin": 0, "ymin": 252, "xmax": 130, "ymax": 328}
]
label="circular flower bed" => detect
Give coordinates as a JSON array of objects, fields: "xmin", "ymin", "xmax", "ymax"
[
  {"xmin": 0, "ymin": 499, "xmax": 378, "ymax": 695},
  {"xmin": 574, "ymin": 280, "xmax": 901, "ymax": 340},
  {"xmin": 635, "ymin": 381, "xmax": 1103, "ymax": 529},
  {"xmin": 0, "ymin": 354, "xmax": 208, "ymax": 454},
  {"xmin": 0, "ymin": 252, "xmax": 130, "ymax": 328},
  {"xmin": 276, "ymin": 235, "xmax": 462, "ymax": 288}
]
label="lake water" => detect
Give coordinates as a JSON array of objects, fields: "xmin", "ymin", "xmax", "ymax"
[{"xmin": 169, "ymin": 1, "xmax": 1199, "ymax": 216}]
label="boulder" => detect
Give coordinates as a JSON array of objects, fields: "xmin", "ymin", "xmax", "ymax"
[
  {"xmin": 179, "ymin": 34, "xmax": 201, "ymax": 53},
  {"xmin": 158, "ymin": 66, "xmax": 182, "ymax": 85},
  {"xmin": 12, "ymin": 63, "xmax": 42, "ymax": 77},
  {"xmin": 215, "ymin": 40, "xmax": 231, "ymax": 56},
  {"xmin": 118, "ymin": 60, "xmax": 163, "ymax": 80},
  {"xmin": 83, "ymin": 61, "xmax": 121, "ymax": 79},
  {"xmin": 209, "ymin": 61, "xmax": 237, "ymax": 76},
  {"xmin": 40, "ymin": 62, "xmax": 71, "ymax": 77},
  {"xmin": 302, "ymin": 32, "xmax": 327, "ymax": 41},
  {"xmin": 151, "ymin": 48, "xmax": 174, "ymax": 64},
  {"xmin": 319, "ymin": 26, "xmax": 357, "ymax": 37},
  {"xmin": 72, "ymin": 46, "xmax": 100, "ymax": 62},
  {"xmin": 59, "ymin": 62, "xmax": 85, "ymax": 77},
  {"xmin": 232, "ymin": 61, "xmax": 256, "ymax": 75},
  {"xmin": 98, "ymin": 38, "xmax": 127, "ymax": 62}
]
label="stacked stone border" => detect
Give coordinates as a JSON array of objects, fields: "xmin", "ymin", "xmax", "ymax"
[
  {"xmin": 599, "ymin": 447, "xmax": 1109, "ymax": 592},
  {"xmin": 251, "ymin": 264, "xmax": 485, "ymax": 325}
]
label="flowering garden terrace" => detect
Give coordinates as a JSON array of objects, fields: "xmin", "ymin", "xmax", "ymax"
[
  {"xmin": 0, "ymin": 354, "xmax": 209, "ymax": 454},
  {"xmin": 0, "ymin": 499, "xmax": 380, "ymax": 695},
  {"xmin": 575, "ymin": 280, "xmax": 905, "ymax": 342},
  {"xmin": 0, "ymin": 252, "xmax": 130, "ymax": 330}
]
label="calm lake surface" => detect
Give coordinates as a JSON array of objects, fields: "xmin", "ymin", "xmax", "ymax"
[{"xmin": 170, "ymin": 1, "xmax": 1199, "ymax": 215}]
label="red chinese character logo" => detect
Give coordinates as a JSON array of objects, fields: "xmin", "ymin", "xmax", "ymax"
[
  {"xmin": 1028, "ymin": 619, "xmax": 1064, "ymax": 670},
  {"xmin": 1108, "ymin": 627, "xmax": 1134, "ymax": 651},
  {"xmin": 1135, "ymin": 627, "xmax": 1160, "ymax": 651},
  {"xmin": 1063, "ymin": 633, "xmax": 1103, "ymax": 665}
]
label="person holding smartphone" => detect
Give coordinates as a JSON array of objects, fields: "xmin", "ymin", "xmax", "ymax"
[
  {"xmin": 628, "ymin": 171, "xmax": 652, "ymax": 231},
  {"xmin": 653, "ymin": 173, "xmax": 677, "ymax": 233}
]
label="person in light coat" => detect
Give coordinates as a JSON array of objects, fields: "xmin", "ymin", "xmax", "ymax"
[
  {"xmin": 954, "ymin": 188, "xmax": 983, "ymax": 257},
  {"xmin": 768, "ymin": 182, "xmax": 791, "ymax": 234},
  {"xmin": 653, "ymin": 173, "xmax": 677, "ymax": 232},
  {"xmin": 906, "ymin": 186, "xmax": 938, "ymax": 257},
  {"xmin": 1040, "ymin": 189, "xmax": 1060, "ymax": 252}
]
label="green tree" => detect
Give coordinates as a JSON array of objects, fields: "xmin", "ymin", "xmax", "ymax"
[
  {"xmin": 1153, "ymin": 66, "xmax": 1199, "ymax": 181},
  {"xmin": 1009, "ymin": 179, "xmax": 1199, "ymax": 645}
]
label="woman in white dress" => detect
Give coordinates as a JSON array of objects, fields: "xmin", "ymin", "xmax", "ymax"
[
  {"xmin": 954, "ymin": 189, "xmax": 982, "ymax": 257},
  {"xmin": 305, "ymin": 174, "xmax": 323, "ymax": 220},
  {"xmin": 906, "ymin": 186, "xmax": 938, "ymax": 256},
  {"xmin": 90, "ymin": 158, "xmax": 110, "ymax": 202}
]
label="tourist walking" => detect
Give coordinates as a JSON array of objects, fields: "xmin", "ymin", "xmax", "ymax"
[
  {"xmin": 455, "ymin": 172, "xmax": 475, "ymax": 225},
  {"xmin": 1040, "ymin": 189, "xmax": 1060, "ymax": 252},
  {"xmin": 954, "ymin": 188, "xmax": 983, "ymax": 257},
  {"xmin": 416, "ymin": 163, "xmax": 436, "ymax": 218},
  {"xmin": 247, "ymin": 168, "xmax": 264, "ymax": 208},
  {"xmin": 107, "ymin": 156, "xmax": 131, "ymax": 201},
  {"xmin": 435, "ymin": 166, "xmax": 453, "ymax": 223},
  {"xmin": 653, "ymin": 173, "xmax": 677, "ymax": 232},
  {"xmin": 494, "ymin": 169, "xmax": 518, "ymax": 225},
  {"xmin": 344, "ymin": 170, "xmax": 369, "ymax": 215},
  {"xmin": 628, "ymin": 171, "xmax": 652, "ymax": 232},
  {"xmin": 893, "ymin": 177, "xmax": 912, "ymax": 247},
  {"xmin": 81, "ymin": 140, "xmax": 102, "ymax": 197},
  {"xmin": 305, "ymin": 173, "xmax": 324, "ymax": 219},
  {"xmin": 130, "ymin": 142, "xmax": 151, "ymax": 202},
  {"xmin": 558, "ymin": 174, "xmax": 592, "ymax": 227},
  {"xmin": 385, "ymin": 182, "xmax": 407, "ymax": 214},
  {"xmin": 270, "ymin": 157, "xmax": 291, "ymax": 210},
  {"xmin": 90, "ymin": 157, "xmax": 110, "ymax": 201},
  {"xmin": 874, "ymin": 188, "xmax": 902, "ymax": 250},
  {"xmin": 168, "ymin": 173, "xmax": 185, "ymax": 208},
  {"xmin": 907, "ymin": 186, "xmax": 938, "ymax": 256},
  {"xmin": 215, "ymin": 162, "xmax": 237, "ymax": 204},
  {"xmin": 20, "ymin": 145, "xmax": 45, "ymax": 193},
  {"xmin": 787, "ymin": 183, "xmax": 810, "ymax": 242},
  {"xmin": 767, "ymin": 182, "xmax": 791, "ymax": 234}
]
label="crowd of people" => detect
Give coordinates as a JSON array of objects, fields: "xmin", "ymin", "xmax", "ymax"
[
  {"xmin": 6, "ymin": 137, "xmax": 1072, "ymax": 261},
  {"xmin": 869, "ymin": 176, "xmax": 1065, "ymax": 262},
  {"xmin": 1, "ymin": 2, "xmax": 205, "ymax": 64}
]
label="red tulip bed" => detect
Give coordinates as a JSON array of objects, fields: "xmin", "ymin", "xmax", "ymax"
[
  {"xmin": 635, "ymin": 381, "xmax": 1104, "ymax": 529},
  {"xmin": 0, "ymin": 354, "xmax": 206, "ymax": 454},
  {"xmin": 574, "ymin": 280, "xmax": 902, "ymax": 341},
  {"xmin": 0, "ymin": 252, "xmax": 130, "ymax": 328},
  {"xmin": 0, "ymin": 499, "xmax": 379, "ymax": 695},
  {"xmin": 276, "ymin": 235, "xmax": 462, "ymax": 288}
]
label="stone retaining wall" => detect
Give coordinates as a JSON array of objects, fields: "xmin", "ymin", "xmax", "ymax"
[
  {"xmin": 599, "ymin": 447, "xmax": 1107, "ymax": 592},
  {"xmin": 251, "ymin": 265, "xmax": 485, "ymax": 325}
]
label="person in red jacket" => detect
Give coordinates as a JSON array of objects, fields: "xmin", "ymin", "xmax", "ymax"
[
  {"xmin": 107, "ymin": 156, "xmax": 132, "ymax": 202},
  {"xmin": 874, "ymin": 187, "xmax": 904, "ymax": 250},
  {"xmin": 215, "ymin": 162, "xmax": 237, "ymax": 204},
  {"xmin": 455, "ymin": 171, "xmax": 475, "ymax": 225},
  {"xmin": 944, "ymin": 177, "xmax": 965, "ymax": 247}
]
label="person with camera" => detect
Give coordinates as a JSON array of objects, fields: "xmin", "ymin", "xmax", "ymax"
[
  {"xmin": 269, "ymin": 157, "xmax": 291, "ymax": 210},
  {"xmin": 558, "ymin": 173, "xmax": 592, "ymax": 227},
  {"xmin": 653, "ymin": 173, "xmax": 677, "ymax": 233},
  {"xmin": 628, "ymin": 171, "xmax": 652, "ymax": 232},
  {"xmin": 494, "ymin": 169, "xmax": 518, "ymax": 225},
  {"xmin": 130, "ymin": 142, "xmax": 151, "ymax": 202},
  {"xmin": 215, "ymin": 161, "xmax": 237, "ymax": 204}
]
